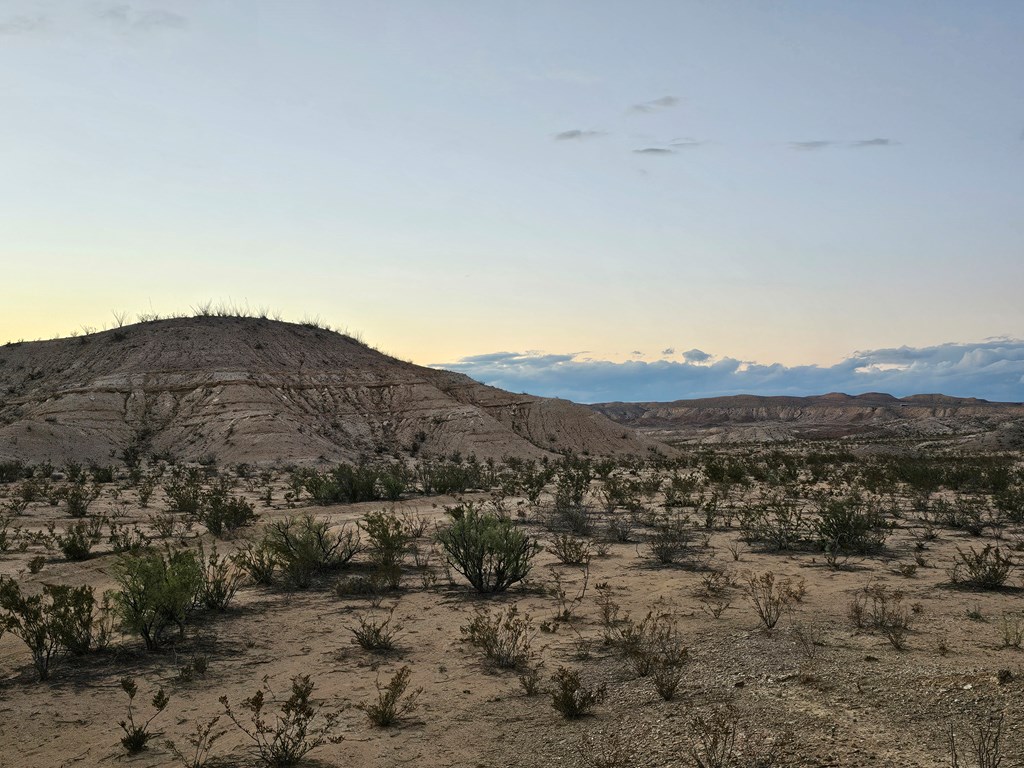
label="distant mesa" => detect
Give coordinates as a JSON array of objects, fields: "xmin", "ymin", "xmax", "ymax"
[{"xmin": 589, "ymin": 392, "xmax": 1024, "ymax": 448}]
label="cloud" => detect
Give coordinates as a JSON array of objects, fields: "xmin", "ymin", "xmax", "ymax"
[
  {"xmin": 435, "ymin": 340, "xmax": 1024, "ymax": 404},
  {"xmin": 0, "ymin": 14, "xmax": 46, "ymax": 34},
  {"xmin": 96, "ymin": 4, "xmax": 187, "ymax": 31},
  {"xmin": 662, "ymin": 348, "xmax": 675, "ymax": 356},
  {"xmin": 633, "ymin": 147, "xmax": 674, "ymax": 155},
  {"xmin": 554, "ymin": 129, "xmax": 606, "ymax": 141},
  {"xmin": 670, "ymin": 138, "xmax": 705, "ymax": 149},
  {"xmin": 850, "ymin": 138, "xmax": 895, "ymax": 148},
  {"xmin": 790, "ymin": 141, "xmax": 834, "ymax": 151},
  {"xmin": 631, "ymin": 96, "xmax": 679, "ymax": 114},
  {"xmin": 790, "ymin": 138, "xmax": 897, "ymax": 151},
  {"xmin": 682, "ymin": 349, "xmax": 711, "ymax": 363}
]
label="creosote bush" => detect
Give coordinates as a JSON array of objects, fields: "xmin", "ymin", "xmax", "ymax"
[
  {"xmin": 119, "ymin": 676, "xmax": 170, "ymax": 755},
  {"xmin": 220, "ymin": 674, "xmax": 343, "ymax": 767},
  {"xmin": 550, "ymin": 666, "xmax": 605, "ymax": 718},
  {"xmin": 111, "ymin": 547, "xmax": 203, "ymax": 651},
  {"xmin": 0, "ymin": 577, "xmax": 104, "ymax": 680},
  {"xmin": 949, "ymin": 545, "xmax": 1014, "ymax": 589},
  {"xmin": 436, "ymin": 503, "xmax": 539, "ymax": 593},
  {"xmin": 262, "ymin": 514, "xmax": 361, "ymax": 589},
  {"xmin": 461, "ymin": 603, "xmax": 534, "ymax": 668},
  {"xmin": 357, "ymin": 665, "xmax": 423, "ymax": 727},
  {"xmin": 745, "ymin": 571, "xmax": 800, "ymax": 630}
]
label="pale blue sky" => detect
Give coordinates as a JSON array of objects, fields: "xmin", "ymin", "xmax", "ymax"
[{"xmin": 2, "ymin": 2, "xmax": 1022, "ymax": 399}]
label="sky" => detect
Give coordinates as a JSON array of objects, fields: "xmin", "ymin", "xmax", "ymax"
[{"xmin": 1, "ymin": 1, "xmax": 1022, "ymax": 402}]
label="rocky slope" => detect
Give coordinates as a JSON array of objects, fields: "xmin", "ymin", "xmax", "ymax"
[
  {"xmin": 590, "ymin": 392, "xmax": 1024, "ymax": 447},
  {"xmin": 0, "ymin": 317, "xmax": 660, "ymax": 465}
]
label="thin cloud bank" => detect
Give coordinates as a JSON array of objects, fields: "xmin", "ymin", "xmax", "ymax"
[
  {"xmin": 436, "ymin": 340, "xmax": 1024, "ymax": 404},
  {"xmin": 631, "ymin": 95, "xmax": 679, "ymax": 113},
  {"xmin": 790, "ymin": 138, "xmax": 896, "ymax": 151},
  {"xmin": 554, "ymin": 129, "xmax": 606, "ymax": 141}
]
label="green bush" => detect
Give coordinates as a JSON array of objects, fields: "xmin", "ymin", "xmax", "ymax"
[
  {"xmin": 0, "ymin": 577, "xmax": 101, "ymax": 680},
  {"xmin": 360, "ymin": 509, "xmax": 411, "ymax": 589},
  {"xmin": 815, "ymin": 498, "xmax": 888, "ymax": 557},
  {"xmin": 435, "ymin": 504, "xmax": 539, "ymax": 593},
  {"xmin": 111, "ymin": 548, "xmax": 204, "ymax": 651},
  {"xmin": 48, "ymin": 517, "xmax": 103, "ymax": 561},
  {"xmin": 262, "ymin": 514, "xmax": 361, "ymax": 589},
  {"xmin": 201, "ymin": 485, "xmax": 257, "ymax": 537}
]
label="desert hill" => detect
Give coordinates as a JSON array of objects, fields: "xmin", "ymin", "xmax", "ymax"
[
  {"xmin": 0, "ymin": 317, "xmax": 659, "ymax": 466},
  {"xmin": 590, "ymin": 392, "xmax": 1024, "ymax": 447}
]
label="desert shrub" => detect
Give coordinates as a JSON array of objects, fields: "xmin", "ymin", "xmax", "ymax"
[
  {"xmin": 234, "ymin": 542, "xmax": 278, "ymax": 585},
  {"xmin": 220, "ymin": 674, "xmax": 343, "ymax": 767},
  {"xmin": 350, "ymin": 607, "xmax": 401, "ymax": 652},
  {"xmin": 119, "ymin": 676, "xmax": 170, "ymax": 755},
  {"xmin": 549, "ymin": 533, "xmax": 592, "ymax": 565},
  {"xmin": 1000, "ymin": 614, "xmax": 1024, "ymax": 649},
  {"xmin": 360, "ymin": 509, "xmax": 411, "ymax": 589},
  {"xmin": 934, "ymin": 496, "xmax": 986, "ymax": 536},
  {"xmin": 108, "ymin": 520, "xmax": 151, "ymax": 554},
  {"xmin": 435, "ymin": 504, "xmax": 539, "ymax": 593},
  {"xmin": 461, "ymin": 604, "xmax": 534, "ymax": 668},
  {"xmin": 815, "ymin": 497, "xmax": 888, "ymax": 557},
  {"xmin": 200, "ymin": 484, "xmax": 257, "ymax": 537},
  {"xmin": 949, "ymin": 714, "xmax": 1008, "ymax": 768},
  {"xmin": 615, "ymin": 612, "xmax": 658, "ymax": 677},
  {"xmin": 165, "ymin": 469, "xmax": 205, "ymax": 516},
  {"xmin": 164, "ymin": 716, "xmax": 226, "ymax": 768},
  {"xmin": 198, "ymin": 544, "xmax": 243, "ymax": 611},
  {"xmin": 48, "ymin": 517, "xmax": 103, "ymax": 561},
  {"xmin": 0, "ymin": 460, "xmax": 29, "ymax": 484},
  {"xmin": 738, "ymin": 494, "xmax": 809, "ymax": 550},
  {"xmin": 334, "ymin": 574, "xmax": 386, "ymax": 602},
  {"xmin": 553, "ymin": 460, "xmax": 594, "ymax": 532},
  {"xmin": 111, "ymin": 548, "xmax": 204, "ymax": 651},
  {"xmin": 90, "ymin": 464, "xmax": 115, "ymax": 484},
  {"xmin": 645, "ymin": 512, "xmax": 692, "ymax": 565},
  {"xmin": 0, "ymin": 577, "xmax": 101, "ymax": 679},
  {"xmin": 262, "ymin": 514, "xmax": 361, "ymax": 589},
  {"xmin": 649, "ymin": 615, "xmax": 688, "ymax": 700},
  {"xmin": 357, "ymin": 666, "xmax": 422, "ymax": 727},
  {"xmin": 949, "ymin": 545, "xmax": 1014, "ymax": 589},
  {"xmin": 304, "ymin": 461, "xmax": 407, "ymax": 504},
  {"xmin": 745, "ymin": 571, "xmax": 798, "ymax": 630},
  {"xmin": 687, "ymin": 707, "xmax": 739, "ymax": 768},
  {"xmin": 848, "ymin": 582, "xmax": 913, "ymax": 650},
  {"xmin": 63, "ymin": 482, "xmax": 99, "ymax": 518},
  {"xmin": 550, "ymin": 667, "xmax": 605, "ymax": 718}
]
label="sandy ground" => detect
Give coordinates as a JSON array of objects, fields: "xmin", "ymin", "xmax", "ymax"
[{"xmin": 2, "ymin": 456, "xmax": 1023, "ymax": 768}]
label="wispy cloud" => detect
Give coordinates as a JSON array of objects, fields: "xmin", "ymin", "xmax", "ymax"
[
  {"xmin": 0, "ymin": 14, "xmax": 46, "ymax": 34},
  {"xmin": 436, "ymin": 341, "xmax": 1024, "ymax": 403},
  {"xmin": 633, "ymin": 147, "xmax": 674, "ymax": 155},
  {"xmin": 631, "ymin": 95, "xmax": 679, "ymax": 114},
  {"xmin": 790, "ymin": 141, "xmax": 834, "ymax": 151},
  {"xmin": 554, "ymin": 129, "xmax": 606, "ymax": 141},
  {"xmin": 790, "ymin": 138, "xmax": 897, "ymax": 151},
  {"xmin": 850, "ymin": 138, "xmax": 895, "ymax": 148},
  {"xmin": 96, "ymin": 4, "xmax": 187, "ymax": 31},
  {"xmin": 670, "ymin": 138, "xmax": 705, "ymax": 149}
]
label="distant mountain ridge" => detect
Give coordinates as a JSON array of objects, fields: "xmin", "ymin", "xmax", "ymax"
[
  {"xmin": 0, "ymin": 317, "xmax": 663, "ymax": 466},
  {"xmin": 589, "ymin": 392, "xmax": 1024, "ymax": 446}
]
